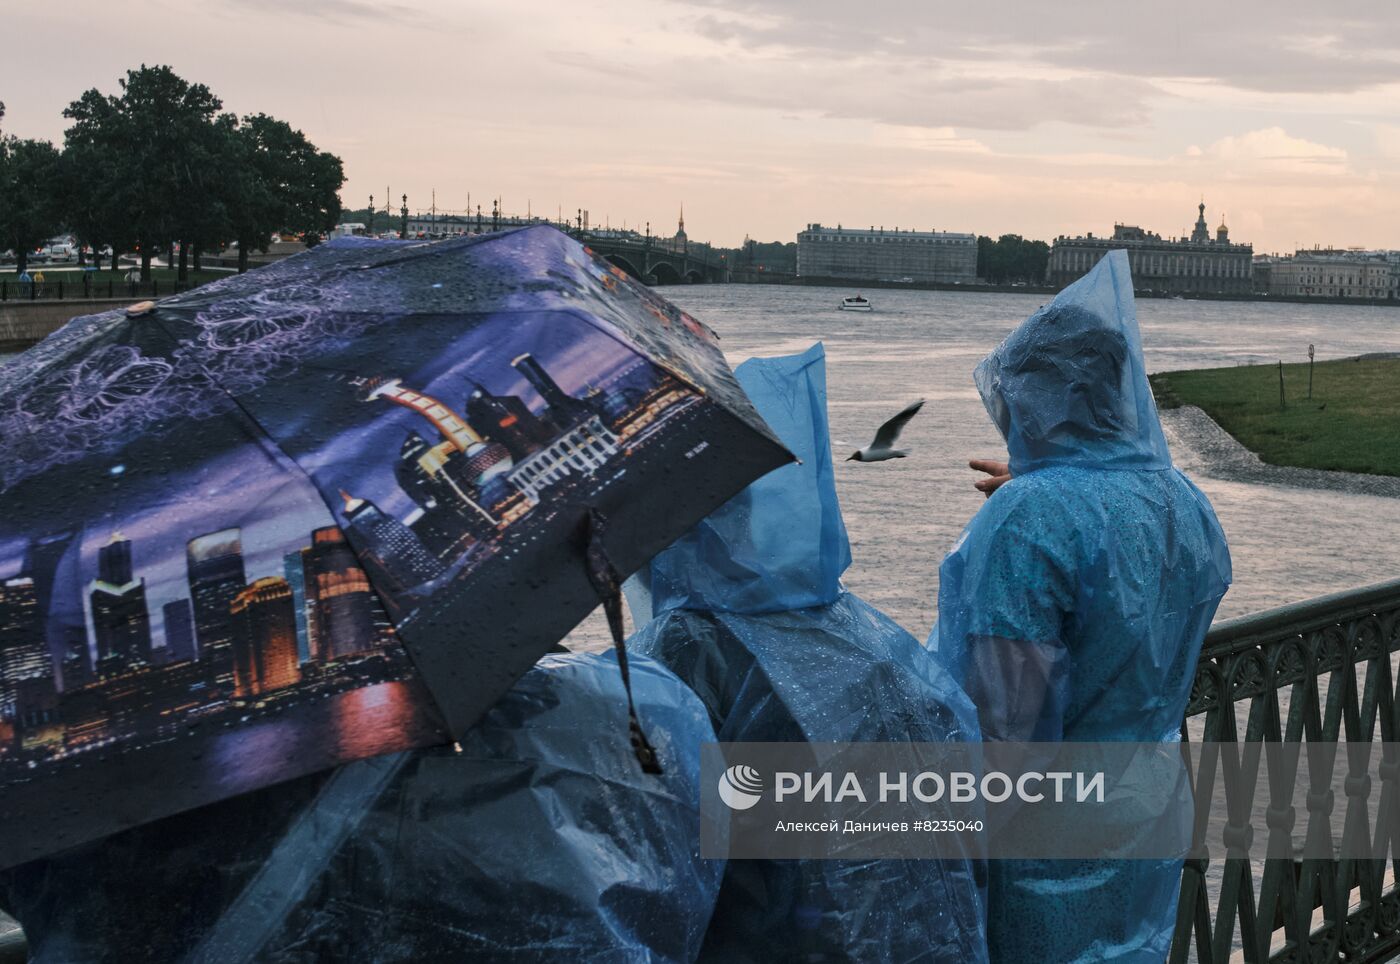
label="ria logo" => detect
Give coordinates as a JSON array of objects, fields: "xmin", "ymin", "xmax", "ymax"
[{"xmin": 718, "ymin": 764, "xmax": 764, "ymax": 810}]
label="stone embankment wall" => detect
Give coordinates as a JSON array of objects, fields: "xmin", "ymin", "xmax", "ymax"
[{"xmin": 0, "ymin": 300, "xmax": 133, "ymax": 352}]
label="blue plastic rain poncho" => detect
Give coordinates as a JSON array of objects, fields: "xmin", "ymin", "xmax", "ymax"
[
  {"xmin": 0, "ymin": 652, "xmax": 721, "ymax": 963},
  {"xmin": 933, "ymin": 250, "xmax": 1232, "ymax": 962},
  {"xmin": 631, "ymin": 343, "xmax": 987, "ymax": 964}
]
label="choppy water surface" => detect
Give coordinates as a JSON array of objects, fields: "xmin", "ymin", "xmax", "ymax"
[{"xmin": 641, "ymin": 285, "xmax": 1400, "ymax": 641}]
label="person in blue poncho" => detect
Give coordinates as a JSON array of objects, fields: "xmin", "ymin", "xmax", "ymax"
[
  {"xmin": 629, "ymin": 343, "xmax": 988, "ymax": 964},
  {"xmin": 932, "ymin": 250, "xmax": 1232, "ymax": 962},
  {"xmin": 0, "ymin": 652, "xmax": 721, "ymax": 964}
]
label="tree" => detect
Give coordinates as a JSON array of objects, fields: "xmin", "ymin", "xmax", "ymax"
[
  {"xmin": 60, "ymin": 89, "xmax": 130, "ymax": 272},
  {"xmin": 0, "ymin": 135, "xmax": 63, "ymax": 276},
  {"xmin": 63, "ymin": 65, "xmax": 224, "ymax": 282},
  {"xmin": 977, "ymin": 234, "xmax": 1050, "ymax": 284},
  {"xmin": 223, "ymin": 113, "xmax": 344, "ymax": 272}
]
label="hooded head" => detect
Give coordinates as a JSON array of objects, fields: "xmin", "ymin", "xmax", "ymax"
[
  {"xmin": 975, "ymin": 249, "xmax": 1171, "ymax": 475},
  {"xmin": 648, "ymin": 343, "xmax": 850, "ymax": 616}
]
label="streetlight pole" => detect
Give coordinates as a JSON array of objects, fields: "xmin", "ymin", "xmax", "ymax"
[
  {"xmin": 400, "ymin": 194, "xmax": 408, "ymax": 239},
  {"xmin": 368, "ymin": 194, "xmax": 375, "ymax": 236}
]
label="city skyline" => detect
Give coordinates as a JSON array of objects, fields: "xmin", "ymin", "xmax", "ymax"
[
  {"xmin": 6, "ymin": 2, "xmax": 1400, "ymax": 252},
  {"xmin": 0, "ymin": 325, "xmax": 651, "ymax": 676}
]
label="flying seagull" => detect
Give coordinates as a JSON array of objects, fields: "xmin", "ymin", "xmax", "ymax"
[{"xmin": 847, "ymin": 399, "xmax": 924, "ymax": 462}]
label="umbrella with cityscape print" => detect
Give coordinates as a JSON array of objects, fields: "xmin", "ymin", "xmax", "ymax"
[{"xmin": 0, "ymin": 225, "xmax": 791, "ymax": 868}]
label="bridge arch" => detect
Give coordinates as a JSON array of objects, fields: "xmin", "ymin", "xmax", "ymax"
[
  {"xmin": 684, "ymin": 269, "xmax": 705, "ymax": 284},
  {"xmin": 649, "ymin": 260, "xmax": 683, "ymax": 285},
  {"xmin": 604, "ymin": 254, "xmax": 645, "ymax": 282}
]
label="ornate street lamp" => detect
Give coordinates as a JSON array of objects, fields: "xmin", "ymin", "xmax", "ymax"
[
  {"xmin": 368, "ymin": 194, "xmax": 375, "ymax": 236},
  {"xmin": 400, "ymin": 194, "xmax": 409, "ymax": 239}
]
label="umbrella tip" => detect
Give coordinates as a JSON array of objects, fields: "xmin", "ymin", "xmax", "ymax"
[{"xmin": 126, "ymin": 300, "xmax": 156, "ymax": 317}]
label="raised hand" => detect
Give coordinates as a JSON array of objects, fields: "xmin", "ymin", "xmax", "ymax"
[{"xmin": 969, "ymin": 458, "xmax": 1012, "ymax": 497}]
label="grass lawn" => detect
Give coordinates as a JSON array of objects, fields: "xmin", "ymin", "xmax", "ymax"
[{"xmin": 1150, "ymin": 357, "xmax": 1400, "ymax": 477}]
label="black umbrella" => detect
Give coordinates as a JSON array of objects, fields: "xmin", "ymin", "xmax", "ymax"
[{"xmin": 0, "ymin": 226, "xmax": 790, "ymax": 867}]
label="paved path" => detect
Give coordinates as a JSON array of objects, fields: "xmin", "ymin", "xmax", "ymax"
[{"xmin": 1160, "ymin": 404, "xmax": 1400, "ymax": 500}]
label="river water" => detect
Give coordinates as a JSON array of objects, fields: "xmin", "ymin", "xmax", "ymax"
[{"xmin": 590, "ymin": 284, "xmax": 1400, "ymax": 646}]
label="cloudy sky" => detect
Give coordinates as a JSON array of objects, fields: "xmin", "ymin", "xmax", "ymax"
[{"xmin": 6, "ymin": 0, "xmax": 1400, "ymax": 251}]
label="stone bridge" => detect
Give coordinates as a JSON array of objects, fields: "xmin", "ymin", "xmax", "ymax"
[{"xmin": 576, "ymin": 235, "xmax": 728, "ymax": 285}]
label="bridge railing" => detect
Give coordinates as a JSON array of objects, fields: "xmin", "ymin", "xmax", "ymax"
[
  {"xmin": 1, "ymin": 278, "xmax": 198, "ymax": 302},
  {"xmin": 1173, "ymin": 577, "xmax": 1400, "ymax": 963}
]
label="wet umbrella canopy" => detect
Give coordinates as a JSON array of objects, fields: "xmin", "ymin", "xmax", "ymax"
[{"xmin": 0, "ymin": 226, "xmax": 790, "ymax": 868}]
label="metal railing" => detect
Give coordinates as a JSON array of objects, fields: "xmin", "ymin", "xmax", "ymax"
[
  {"xmin": 1172, "ymin": 577, "xmax": 1400, "ymax": 963},
  {"xmin": 0, "ymin": 278, "xmax": 199, "ymax": 302}
]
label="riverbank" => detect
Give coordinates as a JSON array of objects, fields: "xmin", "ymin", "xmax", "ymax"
[{"xmin": 1152, "ymin": 355, "xmax": 1400, "ymax": 489}]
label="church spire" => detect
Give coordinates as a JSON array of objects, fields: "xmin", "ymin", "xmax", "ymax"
[{"xmin": 1191, "ymin": 198, "xmax": 1210, "ymax": 243}]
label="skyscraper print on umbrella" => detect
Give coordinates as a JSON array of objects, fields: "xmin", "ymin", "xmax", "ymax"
[{"xmin": 0, "ymin": 226, "xmax": 791, "ymax": 868}]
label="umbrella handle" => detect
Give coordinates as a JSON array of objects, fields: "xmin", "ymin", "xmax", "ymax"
[{"xmin": 586, "ymin": 509, "xmax": 663, "ymax": 775}]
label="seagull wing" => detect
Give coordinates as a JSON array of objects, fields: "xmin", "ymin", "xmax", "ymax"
[{"xmin": 871, "ymin": 398, "xmax": 924, "ymax": 449}]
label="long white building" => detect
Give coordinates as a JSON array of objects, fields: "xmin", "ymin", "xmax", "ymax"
[
  {"xmin": 796, "ymin": 224, "xmax": 978, "ymax": 284},
  {"xmin": 1265, "ymin": 248, "xmax": 1397, "ymax": 300}
]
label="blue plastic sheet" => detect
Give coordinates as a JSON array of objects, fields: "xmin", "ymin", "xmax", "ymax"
[
  {"xmin": 933, "ymin": 251, "xmax": 1232, "ymax": 962},
  {"xmin": 0, "ymin": 652, "xmax": 722, "ymax": 963},
  {"xmin": 650, "ymin": 343, "xmax": 850, "ymax": 614},
  {"xmin": 633, "ymin": 343, "xmax": 988, "ymax": 963}
]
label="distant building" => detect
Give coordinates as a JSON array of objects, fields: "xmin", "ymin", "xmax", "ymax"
[
  {"xmin": 1265, "ymin": 248, "xmax": 1395, "ymax": 300},
  {"xmin": 282, "ymin": 552, "xmax": 312, "ymax": 664},
  {"xmin": 404, "ymin": 213, "xmax": 550, "ymax": 237},
  {"xmin": 507, "ymin": 417, "xmax": 621, "ymax": 505},
  {"xmin": 0, "ymin": 576, "xmax": 54, "ymax": 719},
  {"xmin": 161, "ymin": 599, "xmax": 196, "ymax": 664},
  {"xmin": 186, "ymin": 529, "xmax": 246, "ymax": 693},
  {"xmin": 339, "ymin": 490, "xmax": 445, "ymax": 595},
  {"xmin": 229, "ymin": 577, "xmax": 301, "ymax": 698},
  {"xmin": 466, "ymin": 385, "xmax": 554, "ymax": 462},
  {"xmin": 512, "ymin": 353, "xmax": 599, "ymax": 431},
  {"xmin": 796, "ymin": 224, "xmax": 977, "ymax": 284},
  {"xmin": 89, "ymin": 536, "xmax": 154, "ymax": 676},
  {"xmin": 1048, "ymin": 202, "xmax": 1253, "ymax": 294},
  {"xmin": 302, "ymin": 527, "xmax": 380, "ymax": 662}
]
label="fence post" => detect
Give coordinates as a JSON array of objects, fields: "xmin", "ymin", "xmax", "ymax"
[
  {"xmin": 1278, "ymin": 360, "xmax": 1286, "ymax": 411},
  {"xmin": 57, "ymin": 280, "xmax": 64, "ymax": 301}
]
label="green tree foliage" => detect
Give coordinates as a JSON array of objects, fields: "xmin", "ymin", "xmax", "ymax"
[
  {"xmin": 62, "ymin": 65, "xmax": 225, "ymax": 281},
  {"xmin": 976, "ymin": 233, "xmax": 1050, "ymax": 284},
  {"xmin": 59, "ymin": 89, "xmax": 131, "ymax": 271},
  {"xmin": 712, "ymin": 238, "xmax": 797, "ymax": 276},
  {"xmin": 223, "ymin": 114, "xmax": 344, "ymax": 272},
  {"xmin": 0, "ymin": 134, "xmax": 63, "ymax": 276},
  {"xmin": 57, "ymin": 65, "xmax": 344, "ymax": 279}
]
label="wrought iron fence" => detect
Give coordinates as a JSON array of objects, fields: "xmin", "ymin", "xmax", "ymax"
[
  {"xmin": 0, "ymin": 278, "xmax": 198, "ymax": 302},
  {"xmin": 1173, "ymin": 577, "xmax": 1400, "ymax": 963}
]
